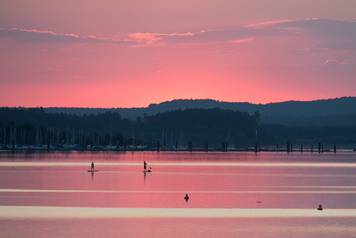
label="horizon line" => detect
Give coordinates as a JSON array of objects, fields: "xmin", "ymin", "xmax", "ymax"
[{"xmin": 0, "ymin": 96, "xmax": 355, "ymax": 109}]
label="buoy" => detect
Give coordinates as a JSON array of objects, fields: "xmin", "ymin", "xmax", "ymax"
[{"xmin": 317, "ymin": 204, "xmax": 323, "ymax": 211}]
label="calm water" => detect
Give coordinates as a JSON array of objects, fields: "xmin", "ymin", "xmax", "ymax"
[{"xmin": 0, "ymin": 151, "xmax": 356, "ymax": 237}]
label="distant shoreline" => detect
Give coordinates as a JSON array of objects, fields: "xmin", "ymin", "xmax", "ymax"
[{"xmin": 1, "ymin": 147, "xmax": 355, "ymax": 153}]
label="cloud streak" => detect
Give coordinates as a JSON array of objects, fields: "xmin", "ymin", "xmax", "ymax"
[
  {"xmin": 0, "ymin": 27, "xmax": 132, "ymax": 45},
  {"xmin": 2, "ymin": 19, "xmax": 356, "ymax": 51},
  {"xmin": 127, "ymin": 27, "xmax": 279, "ymax": 45},
  {"xmin": 323, "ymin": 59, "xmax": 354, "ymax": 65},
  {"xmin": 128, "ymin": 18, "xmax": 356, "ymax": 50}
]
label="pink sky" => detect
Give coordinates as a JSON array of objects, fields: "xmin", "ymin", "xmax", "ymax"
[{"xmin": 1, "ymin": 0, "xmax": 356, "ymax": 107}]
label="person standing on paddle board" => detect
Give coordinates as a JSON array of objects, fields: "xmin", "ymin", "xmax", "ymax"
[
  {"xmin": 144, "ymin": 161, "xmax": 147, "ymax": 171},
  {"xmin": 184, "ymin": 193, "xmax": 190, "ymax": 202},
  {"xmin": 91, "ymin": 162, "xmax": 95, "ymax": 171}
]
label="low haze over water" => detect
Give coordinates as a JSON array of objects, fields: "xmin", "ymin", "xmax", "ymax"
[{"xmin": 0, "ymin": 152, "xmax": 356, "ymax": 237}]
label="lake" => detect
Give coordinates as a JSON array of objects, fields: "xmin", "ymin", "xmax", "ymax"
[{"xmin": 0, "ymin": 151, "xmax": 356, "ymax": 238}]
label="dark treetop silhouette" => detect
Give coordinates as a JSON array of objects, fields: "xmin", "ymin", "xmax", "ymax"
[{"xmin": 0, "ymin": 105, "xmax": 355, "ymax": 151}]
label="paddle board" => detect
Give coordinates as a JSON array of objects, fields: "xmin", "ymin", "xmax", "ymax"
[{"xmin": 88, "ymin": 170, "xmax": 99, "ymax": 172}]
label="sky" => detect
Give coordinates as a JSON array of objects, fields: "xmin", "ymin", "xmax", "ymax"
[{"xmin": 1, "ymin": 0, "xmax": 356, "ymax": 107}]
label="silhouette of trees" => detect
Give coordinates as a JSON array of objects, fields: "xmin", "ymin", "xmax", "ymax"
[
  {"xmin": 141, "ymin": 108, "xmax": 258, "ymax": 147},
  {"xmin": 1, "ymin": 107, "xmax": 355, "ymax": 150},
  {"xmin": 0, "ymin": 108, "xmax": 259, "ymax": 149}
]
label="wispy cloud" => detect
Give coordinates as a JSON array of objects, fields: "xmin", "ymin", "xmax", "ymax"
[
  {"xmin": 0, "ymin": 27, "xmax": 133, "ymax": 45},
  {"xmin": 126, "ymin": 27, "xmax": 266, "ymax": 45},
  {"xmin": 127, "ymin": 32, "xmax": 162, "ymax": 44},
  {"xmin": 128, "ymin": 19, "xmax": 356, "ymax": 50},
  {"xmin": 2, "ymin": 19, "xmax": 356, "ymax": 51},
  {"xmin": 245, "ymin": 19, "xmax": 293, "ymax": 28},
  {"xmin": 229, "ymin": 37, "xmax": 255, "ymax": 44},
  {"xmin": 323, "ymin": 59, "xmax": 354, "ymax": 65},
  {"xmin": 127, "ymin": 31, "xmax": 195, "ymax": 45}
]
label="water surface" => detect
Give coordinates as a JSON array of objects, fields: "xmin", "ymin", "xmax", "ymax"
[{"xmin": 0, "ymin": 151, "xmax": 355, "ymax": 237}]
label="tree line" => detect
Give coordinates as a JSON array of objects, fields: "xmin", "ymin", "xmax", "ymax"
[
  {"xmin": 0, "ymin": 107, "xmax": 355, "ymax": 151},
  {"xmin": 0, "ymin": 108, "xmax": 259, "ymax": 150}
]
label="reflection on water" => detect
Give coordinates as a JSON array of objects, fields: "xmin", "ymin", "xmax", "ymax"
[
  {"xmin": 0, "ymin": 151, "xmax": 356, "ymax": 237},
  {"xmin": 1, "ymin": 218, "xmax": 356, "ymax": 238}
]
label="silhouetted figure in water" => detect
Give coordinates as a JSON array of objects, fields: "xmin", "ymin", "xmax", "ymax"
[
  {"xmin": 317, "ymin": 204, "xmax": 323, "ymax": 211},
  {"xmin": 143, "ymin": 161, "xmax": 152, "ymax": 173},
  {"xmin": 184, "ymin": 193, "xmax": 190, "ymax": 202},
  {"xmin": 91, "ymin": 162, "xmax": 95, "ymax": 171}
]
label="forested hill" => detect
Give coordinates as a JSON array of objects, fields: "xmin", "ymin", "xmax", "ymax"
[{"xmin": 42, "ymin": 97, "xmax": 356, "ymax": 126}]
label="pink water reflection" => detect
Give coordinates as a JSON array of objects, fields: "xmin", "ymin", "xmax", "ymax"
[{"xmin": 1, "ymin": 152, "xmax": 356, "ymax": 237}]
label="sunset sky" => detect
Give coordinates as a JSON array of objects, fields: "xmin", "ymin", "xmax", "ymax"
[{"xmin": 1, "ymin": 0, "xmax": 356, "ymax": 107}]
